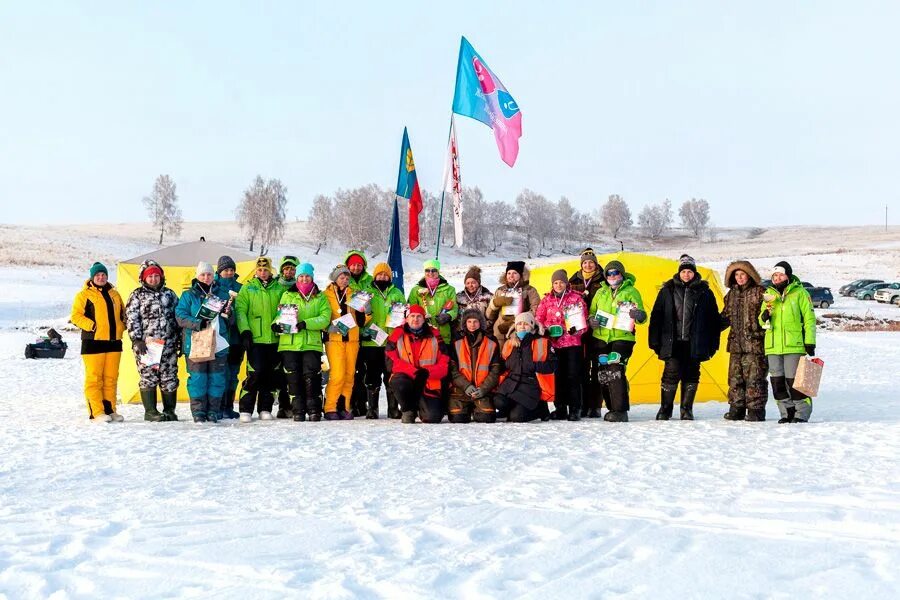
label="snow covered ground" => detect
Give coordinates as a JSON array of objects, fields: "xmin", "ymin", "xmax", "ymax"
[{"xmin": 1, "ymin": 228, "xmax": 899, "ymax": 598}]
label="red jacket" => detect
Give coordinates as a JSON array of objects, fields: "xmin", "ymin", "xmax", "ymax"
[{"xmin": 385, "ymin": 324, "xmax": 450, "ymax": 385}]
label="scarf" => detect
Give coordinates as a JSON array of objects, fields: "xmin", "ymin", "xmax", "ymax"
[
  {"xmin": 425, "ymin": 276, "xmax": 440, "ymax": 292},
  {"xmin": 298, "ymin": 282, "xmax": 315, "ymax": 296},
  {"xmin": 374, "ymin": 280, "xmax": 391, "ymax": 292}
]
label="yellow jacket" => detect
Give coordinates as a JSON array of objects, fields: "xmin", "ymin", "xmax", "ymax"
[
  {"xmin": 323, "ymin": 283, "xmax": 370, "ymax": 343},
  {"xmin": 71, "ymin": 280, "xmax": 125, "ymax": 354}
]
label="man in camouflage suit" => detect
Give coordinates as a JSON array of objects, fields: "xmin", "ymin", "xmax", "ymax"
[{"xmin": 719, "ymin": 260, "xmax": 768, "ymax": 421}]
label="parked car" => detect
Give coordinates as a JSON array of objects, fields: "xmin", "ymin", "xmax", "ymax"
[
  {"xmin": 808, "ymin": 287, "xmax": 834, "ymax": 309},
  {"xmin": 873, "ymin": 283, "xmax": 900, "ymax": 304},
  {"xmin": 854, "ymin": 282, "xmax": 887, "ymax": 301},
  {"xmin": 839, "ymin": 279, "xmax": 885, "ymax": 296}
]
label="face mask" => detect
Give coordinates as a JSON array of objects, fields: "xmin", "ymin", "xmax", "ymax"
[{"xmin": 516, "ymin": 331, "xmax": 528, "ymax": 340}]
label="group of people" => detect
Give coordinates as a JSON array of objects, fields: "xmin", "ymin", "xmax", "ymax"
[{"xmin": 71, "ymin": 248, "xmax": 818, "ymax": 425}]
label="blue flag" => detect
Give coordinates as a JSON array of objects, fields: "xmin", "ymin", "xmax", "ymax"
[{"xmin": 387, "ymin": 197, "xmax": 405, "ymax": 294}]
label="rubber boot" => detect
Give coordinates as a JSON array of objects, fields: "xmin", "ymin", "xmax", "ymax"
[
  {"xmin": 366, "ymin": 387, "xmax": 380, "ymax": 419},
  {"xmin": 656, "ymin": 384, "xmax": 676, "ymax": 420},
  {"xmin": 386, "ymin": 387, "xmax": 401, "ymax": 419},
  {"xmin": 140, "ymin": 388, "xmax": 164, "ymax": 422},
  {"xmin": 603, "ymin": 365, "xmax": 629, "ymax": 423},
  {"xmin": 680, "ymin": 383, "xmax": 697, "ymax": 420},
  {"xmin": 724, "ymin": 406, "xmax": 746, "ymax": 421},
  {"xmin": 305, "ymin": 375, "xmax": 323, "ymax": 422},
  {"xmin": 161, "ymin": 390, "xmax": 179, "ymax": 421},
  {"xmin": 745, "ymin": 407, "xmax": 765, "ymax": 421}
]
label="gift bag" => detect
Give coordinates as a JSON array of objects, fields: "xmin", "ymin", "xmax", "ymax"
[
  {"xmin": 189, "ymin": 326, "xmax": 216, "ymax": 362},
  {"xmin": 793, "ymin": 356, "xmax": 824, "ymax": 397}
]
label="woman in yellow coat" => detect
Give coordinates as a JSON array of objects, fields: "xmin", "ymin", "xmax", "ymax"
[
  {"xmin": 323, "ymin": 264, "xmax": 370, "ymax": 419},
  {"xmin": 70, "ymin": 262, "xmax": 126, "ymax": 422}
]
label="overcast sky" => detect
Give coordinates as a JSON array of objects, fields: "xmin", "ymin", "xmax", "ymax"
[{"xmin": 1, "ymin": 1, "xmax": 897, "ymax": 227}]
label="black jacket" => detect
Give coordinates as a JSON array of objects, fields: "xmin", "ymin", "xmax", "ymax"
[{"xmin": 648, "ymin": 274, "xmax": 720, "ymax": 361}]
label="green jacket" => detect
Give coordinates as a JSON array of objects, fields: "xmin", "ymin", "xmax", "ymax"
[
  {"xmin": 345, "ymin": 250, "xmax": 374, "ymax": 292},
  {"xmin": 275, "ymin": 285, "xmax": 332, "ymax": 352},
  {"xmin": 589, "ymin": 274, "xmax": 645, "ymax": 343},
  {"xmin": 408, "ymin": 277, "xmax": 458, "ymax": 344},
  {"xmin": 758, "ymin": 276, "xmax": 816, "ymax": 355},
  {"xmin": 364, "ymin": 283, "xmax": 407, "ymax": 347},
  {"xmin": 236, "ymin": 276, "xmax": 285, "ymax": 344}
]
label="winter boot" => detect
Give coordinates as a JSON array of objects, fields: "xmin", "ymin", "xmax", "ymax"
[
  {"xmin": 656, "ymin": 384, "xmax": 677, "ymax": 420},
  {"xmin": 102, "ymin": 400, "xmax": 124, "ymax": 422},
  {"xmin": 745, "ymin": 408, "xmax": 766, "ymax": 421},
  {"xmin": 291, "ymin": 394, "xmax": 307, "ymax": 422},
  {"xmin": 567, "ymin": 411, "xmax": 581, "ymax": 421},
  {"xmin": 336, "ymin": 395, "xmax": 354, "ymax": 420},
  {"xmin": 366, "ymin": 387, "xmax": 380, "ymax": 419},
  {"xmin": 401, "ymin": 410, "xmax": 416, "ymax": 424},
  {"xmin": 161, "ymin": 390, "xmax": 179, "ymax": 421},
  {"xmin": 140, "ymin": 388, "xmax": 164, "ymax": 422},
  {"xmin": 276, "ymin": 390, "xmax": 292, "ymax": 419},
  {"xmin": 551, "ymin": 402, "xmax": 568, "ymax": 420},
  {"xmin": 207, "ymin": 396, "xmax": 222, "ymax": 423},
  {"xmin": 778, "ymin": 406, "xmax": 796, "ymax": 424},
  {"xmin": 724, "ymin": 406, "xmax": 746, "ymax": 421},
  {"xmin": 221, "ymin": 388, "xmax": 240, "ymax": 419},
  {"xmin": 386, "ymin": 387, "xmax": 401, "ymax": 419},
  {"xmin": 604, "ymin": 411, "xmax": 629, "ymax": 422},
  {"xmin": 304, "ymin": 375, "xmax": 323, "ymax": 422},
  {"xmin": 680, "ymin": 383, "xmax": 697, "ymax": 420},
  {"xmin": 190, "ymin": 396, "xmax": 207, "ymax": 423}
]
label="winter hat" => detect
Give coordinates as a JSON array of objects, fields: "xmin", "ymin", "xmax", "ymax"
[
  {"xmin": 255, "ymin": 257, "xmax": 274, "ymax": 274},
  {"xmin": 346, "ymin": 253, "xmax": 365, "ymax": 269},
  {"xmin": 140, "ymin": 264, "xmax": 163, "ymax": 282},
  {"xmin": 773, "ymin": 261, "xmax": 793, "ymax": 279},
  {"xmin": 196, "ymin": 261, "xmax": 214, "ymax": 277},
  {"xmin": 551, "ymin": 269, "xmax": 568, "ymax": 284},
  {"xmin": 506, "ymin": 261, "xmax": 525, "ymax": 277},
  {"xmin": 514, "ymin": 311, "xmax": 536, "ymax": 331},
  {"xmin": 465, "ymin": 265, "xmax": 482, "ymax": 284},
  {"xmin": 89, "ymin": 262, "xmax": 108, "ymax": 279},
  {"xmin": 460, "ymin": 308, "xmax": 486, "ymax": 331},
  {"xmin": 580, "ymin": 248, "xmax": 599, "ymax": 270},
  {"xmin": 604, "ymin": 260, "xmax": 625, "ymax": 276},
  {"xmin": 216, "ymin": 255, "xmax": 236, "ymax": 274},
  {"xmin": 423, "ymin": 258, "xmax": 441, "ymax": 272},
  {"xmin": 373, "ymin": 262, "xmax": 392, "ymax": 280},
  {"xmin": 408, "ymin": 304, "xmax": 426, "ymax": 317},
  {"xmin": 330, "ymin": 264, "xmax": 351, "ymax": 283},
  {"xmin": 678, "ymin": 254, "xmax": 697, "ymax": 274},
  {"xmin": 279, "ymin": 255, "xmax": 299, "ymax": 271},
  {"xmin": 297, "ymin": 262, "xmax": 315, "ymax": 277}
]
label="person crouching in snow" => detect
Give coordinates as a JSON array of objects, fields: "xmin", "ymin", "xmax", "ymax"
[
  {"xmin": 385, "ymin": 304, "xmax": 450, "ymax": 423},
  {"xmin": 587, "ymin": 260, "xmax": 646, "ymax": 422},
  {"xmin": 448, "ymin": 308, "xmax": 502, "ymax": 423},
  {"xmin": 536, "ymin": 269, "xmax": 588, "ymax": 421},
  {"xmin": 125, "ymin": 260, "xmax": 181, "ymax": 421},
  {"xmin": 493, "ymin": 312, "xmax": 557, "ymax": 423},
  {"xmin": 720, "ymin": 260, "xmax": 768, "ymax": 421},
  {"xmin": 175, "ymin": 262, "xmax": 232, "ymax": 423},
  {"xmin": 71, "ymin": 261, "xmax": 126, "ymax": 422},
  {"xmin": 323, "ymin": 264, "xmax": 369, "ymax": 420},
  {"xmin": 275, "ymin": 262, "xmax": 331, "ymax": 421},
  {"xmin": 759, "ymin": 261, "xmax": 817, "ymax": 423}
]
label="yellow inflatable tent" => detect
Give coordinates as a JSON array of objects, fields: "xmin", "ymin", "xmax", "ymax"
[
  {"xmin": 529, "ymin": 251, "xmax": 730, "ymax": 405},
  {"xmin": 116, "ymin": 241, "xmax": 258, "ymax": 403}
]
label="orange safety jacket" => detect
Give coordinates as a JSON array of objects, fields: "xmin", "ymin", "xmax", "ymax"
[
  {"xmin": 454, "ymin": 337, "xmax": 499, "ymax": 387},
  {"xmin": 500, "ymin": 337, "xmax": 555, "ymax": 402},
  {"xmin": 395, "ymin": 333, "xmax": 443, "ymax": 393}
]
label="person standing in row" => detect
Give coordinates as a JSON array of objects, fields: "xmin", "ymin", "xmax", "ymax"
[
  {"xmin": 648, "ymin": 254, "xmax": 721, "ymax": 420},
  {"xmin": 235, "ymin": 257, "xmax": 283, "ymax": 422},
  {"xmin": 720, "ymin": 260, "xmax": 768, "ymax": 421},
  {"xmin": 274, "ymin": 256, "xmax": 299, "ymax": 419},
  {"xmin": 359, "ymin": 262, "xmax": 406, "ymax": 419},
  {"xmin": 275, "ymin": 262, "xmax": 331, "ymax": 421},
  {"xmin": 759, "ymin": 261, "xmax": 816, "ymax": 423},
  {"xmin": 448, "ymin": 308, "xmax": 502, "ymax": 423},
  {"xmin": 346, "ymin": 249, "xmax": 375, "ymax": 417},
  {"xmin": 588, "ymin": 259, "xmax": 646, "ymax": 422},
  {"xmin": 125, "ymin": 260, "xmax": 181, "ymax": 422},
  {"xmin": 493, "ymin": 312, "xmax": 556, "ymax": 423},
  {"xmin": 407, "ymin": 259, "xmax": 458, "ymax": 345},
  {"xmin": 535, "ymin": 269, "xmax": 588, "ymax": 421},
  {"xmin": 455, "ymin": 266, "xmax": 494, "ymax": 336},
  {"xmin": 487, "ymin": 261, "xmax": 541, "ymax": 342},
  {"xmin": 214, "ymin": 255, "xmax": 243, "ymax": 419},
  {"xmin": 323, "ymin": 264, "xmax": 368, "ymax": 420},
  {"xmin": 71, "ymin": 262, "xmax": 126, "ymax": 422},
  {"xmin": 569, "ymin": 248, "xmax": 605, "ymax": 418},
  {"xmin": 175, "ymin": 262, "xmax": 232, "ymax": 423}
]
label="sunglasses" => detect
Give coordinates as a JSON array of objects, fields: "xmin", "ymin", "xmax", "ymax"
[
  {"xmin": 606, "ymin": 269, "xmax": 621, "ymax": 277},
  {"xmin": 425, "ymin": 269, "xmax": 439, "ymax": 273}
]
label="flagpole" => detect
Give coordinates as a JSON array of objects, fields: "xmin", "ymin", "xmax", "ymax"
[{"xmin": 435, "ymin": 114, "xmax": 457, "ymax": 260}]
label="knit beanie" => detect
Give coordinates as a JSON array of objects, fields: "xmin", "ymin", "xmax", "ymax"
[
  {"xmin": 423, "ymin": 258, "xmax": 441, "ymax": 272},
  {"xmin": 330, "ymin": 264, "xmax": 351, "ymax": 283},
  {"xmin": 196, "ymin": 261, "xmax": 214, "ymax": 277},
  {"xmin": 506, "ymin": 261, "xmax": 525, "ymax": 277},
  {"xmin": 678, "ymin": 254, "xmax": 697, "ymax": 274},
  {"xmin": 140, "ymin": 264, "xmax": 163, "ymax": 282},
  {"xmin": 773, "ymin": 261, "xmax": 793, "ymax": 279},
  {"xmin": 297, "ymin": 262, "xmax": 315, "ymax": 277},
  {"xmin": 89, "ymin": 262, "xmax": 108, "ymax": 279},
  {"xmin": 551, "ymin": 269, "xmax": 568, "ymax": 284},
  {"xmin": 514, "ymin": 311, "xmax": 536, "ymax": 331},
  {"xmin": 580, "ymin": 248, "xmax": 599, "ymax": 270},
  {"xmin": 372, "ymin": 262, "xmax": 392, "ymax": 280},
  {"xmin": 465, "ymin": 265, "xmax": 482, "ymax": 284},
  {"xmin": 279, "ymin": 256, "xmax": 299, "ymax": 271},
  {"xmin": 604, "ymin": 260, "xmax": 625, "ymax": 276},
  {"xmin": 255, "ymin": 257, "xmax": 274, "ymax": 274},
  {"xmin": 408, "ymin": 304, "xmax": 426, "ymax": 317},
  {"xmin": 216, "ymin": 255, "xmax": 236, "ymax": 274},
  {"xmin": 347, "ymin": 253, "xmax": 365, "ymax": 270}
]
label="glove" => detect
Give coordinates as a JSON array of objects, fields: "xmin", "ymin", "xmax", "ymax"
[
  {"xmin": 629, "ymin": 308, "xmax": 647, "ymax": 323},
  {"xmin": 132, "ymin": 339, "xmax": 147, "ymax": 355},
  {"xmin": 568, "ymin": 326, "xmax": 577, "ymax": 335},
  {"xmin": 465, "ymin": 385, "xmax": 477, "ymax": 397},
  {"xmin": 240, "ymin": 330, "xmax": 253, "ymax": 351},
  {"xmin": 327, "ymin": 324, "xmax": 341, "ymax": 335},
  {"xmin": 296, "ymin": 321, "xmax": 307, "ymax": 331},
  {"xmin": 414, "ymin": 368, "xmax": 429, "ymax": 385},
  {"xmin": 470, "ymin": 388, "xmax": 484, "ymax": 399},
  {"xmin": 493, "ymin": 295, "xmax": 513, "ymax": 307},
  {"xmin": 588, "ymin": 317, "xmax": 601, "ymax": 329},
  {"xmin": 435, "ymin": 313, "xmax": 452, "ymax": 326},
  {"xmin": 805, "ymin": 344, "xmax": 816, "ymax": 357},
  {"xmin": 760, "ymin": 309, "xmax": 771, "ymax": 322},
  {"xmin": 271, "ymin": 322, "xmax": 283, "ymax": 334}
]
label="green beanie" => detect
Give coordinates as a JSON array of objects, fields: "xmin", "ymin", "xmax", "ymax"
[
  {"xmin": 89, "ymin": 262, "xmax": 108, "ymax": 279},
  {"xmin": 423, "ymin": 259, "xmax": 441, "ymax": 272}
]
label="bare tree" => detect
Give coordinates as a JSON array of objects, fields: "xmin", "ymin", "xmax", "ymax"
[
  {"xmin": 143, "ymin": 174, "xmax": 182, "ymax": 244},
  {"xmin": 307, "ymin": 194, "xmax": 333, "ymax": 255},
  {"xmin": 236, "ymin": 176, "xmax": 288, "ymax": 255},
  {"xmin": 460, "ymin": 186, "xmax": 489, "ymax": 254},
  {"xmin": 236, "ymin": 176, "xmax": 265, "ymax": 252},
  {"xmin": 485, "ymin": 200, "xmax": 511, "ymax": 252},
  {"xmin": 600, "ymin": 194, "xmax": 632, "ymax": 238},
  {"xmin": 638, "ymin": 199, "xmax": 673, "ymax": 240},
  {"xmin": 515, "ymin": 189, "xmax": 549, "ymax": 259},
  {"xmin": 557, "ymin": 196, "xmax": 577, "ymax": 253},
  {"xmin": 679, "ymin": 198, "xmax": 711, "ymax": 238}
]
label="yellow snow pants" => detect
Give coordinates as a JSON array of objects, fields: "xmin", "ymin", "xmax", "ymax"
[
  {"xmin": 83, "ymin": 352, "xmax": 121, "ymax": 418},
  {"xmin": 324, "ymin": 341, "xmax": 359, "ymax": 413}
]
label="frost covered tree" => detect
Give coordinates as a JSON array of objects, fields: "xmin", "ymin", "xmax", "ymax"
[
  {"xmin": 600, "ymin": 194, "xmax": 632, "ymax": 238},
  {"xmin": 557, "ymin": 196, "xmax": 577, "ymax": 252},
  {"xmin": 143, "ymin": 174, "xmax": 182, "ymax": 244},
  {"xmin": 236, "ymin": 176, "xmax": 288, "ymax": 255},
  {"xmin": 307, "ymin": 194, "xmax": 333, "ymax": 255},
  {"xmin": 679, "ymin": 198, "xmax": 711, "ymax": 238},
  {"xmin": 515, "ymin": 189, "xmax": 550, "ymax": 258},
  {"xmin": 638, "ymin": 199, "xmax": 673, "ymax": 240},
  {"xmin": 485, "ymin": 200, "xmax": 511, "ymax": 252}
]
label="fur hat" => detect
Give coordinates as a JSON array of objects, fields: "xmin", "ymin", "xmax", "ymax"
[
  {"xmin": 196, "ymin": 261, "xmax": 214, "ymax": 277},
  {"xmin": 773, "ymin": 261, "xmax": 793, "ymax": 279},
  {"xmin": 678, "ymin": 254, "xmax": 697, "ymax": 274},
  {"xmin": 506, "ymin": 261, "xmax": 525, "ymax": 276},
  {"xmin": 514, "ymin": 311, "xmax": 536, "ymax": 331},
  {"xmin": 724, "ymin": 260, "xmax": 761, "ymax": 287},
  {"xmin": 89, "ymin": 262, "xmax": 108, "ymax": 279},
  {"xmin": 216, "ymin": 255, "xmax": 236, "ymax": 274},
  {"xmin": 330, "ymin": 264, "xmax": 351, "ymax": 283},
  {"xmin": 580, "ymin": 248, "xmax": 599, "ymax": 270},
  {"xmin": 372, "ymin": 262, "xmax": 392, "ymax": 280},
  {"xmin": 459, "ymin": 307, "xmax": 488, "ymax": 332},
  {"xmin": 465, "ymin": 265, "xmax": 482, "ymax": 284},
  {"xmin": 551, "ymin": 269, "xmax": 568, "ymax": 284}
]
